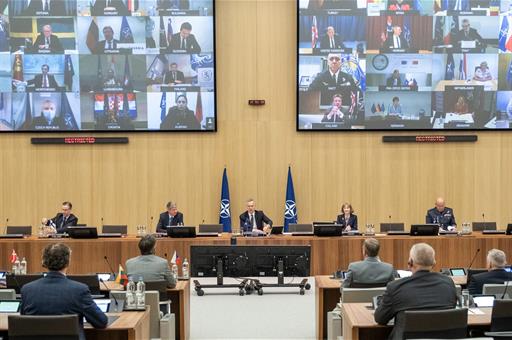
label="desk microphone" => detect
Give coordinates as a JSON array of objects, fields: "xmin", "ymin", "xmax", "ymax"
[
  {"xmin": 101, "ymin": 217, "xmax": 104, "ymax": 226},
  {"xmin": 150, "ymin": 216, "xmax": 154, "ymax": 228},
  {"xmin": 164, "ymin": 253, "xmax": 168, "ymax": 260},
  {"xmin": 501, "ymin": 279, "xmax": 510, "ymax": 299},
  {"xmin": 482, "ymin": 213, "xmax": 486, "ymax": 230},
  {"xmin": 104, "ymin": 256, "xmax": 116, "ymax": 278},
  {"xmin": 4, "ymin": 217, "xmax": 9, "ymax": 234},
  {"xmin": 99, "ymin": 278, "xmax": 122, "ymax": 312},
  {"xmin": 388, "ymin": 215, "xmax": 391, "ymax": 222},
  {"xmin": 467, "ymin": 248, "xmax": 481, "ymax": 270}
]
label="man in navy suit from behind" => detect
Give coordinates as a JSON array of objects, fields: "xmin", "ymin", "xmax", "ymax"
[{"xmin": 21, "ymin": 243, "xmax": 108, "ymax": 340}]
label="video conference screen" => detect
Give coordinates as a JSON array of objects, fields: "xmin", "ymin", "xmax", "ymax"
[
  {"xmin": 297, "ymin": 0, "xmax": 512, "ymax": 130},
  {"xmin": 0, "ymin": 0, "xmax": 215, "ymax": 132}
]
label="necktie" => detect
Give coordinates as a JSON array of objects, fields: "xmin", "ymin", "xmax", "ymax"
[
  {"xmin": 173, "ymin": 71, "xmax": 176, "ymax": 81},
  {"xmin": 332, "ymin": 73, "xmax": 336, "ymax": 84},
  {"xmin": 181, "ymin": 38, "xmax": 186, "ymax": 49},
  {"xmin": 43, "ymin": 75, "xmax": 48, "ymax": 88},
  {"xmin": 169, "ymin": 215, "xmax": 173, "ymax": 226},
  {"xmin": 44, "ymin": 0, "xmax": 49, "ymax": 11},
  {"xmin": 45, "ymin": 37, "xmax": 49, "ymax": 46},
  {"xmin": 106, "ymin": 0, "xmax": 110, "ymax": 6},
  {"xmin": 249, "ymin": 214, "xmax": 254, "ymax": 228},
  {"xmin": 107, "ymin": 41, "xmax": 112, "ymax": 49},
  {"xmin": 330, "ymin": 38, "xmax": 334, "ymax": 49},
  {"xmin": 396, "ymin": 36, "xmax": 400, "ymax": 48}
]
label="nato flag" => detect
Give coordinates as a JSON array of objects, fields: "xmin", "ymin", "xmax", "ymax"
[
  {"xmin": 284, "ymin": 166, "xmax": 297, "ymax": 232},
  {"xmin": 219, "ymin": 168, "xmax": 232, "ymax": 232}
]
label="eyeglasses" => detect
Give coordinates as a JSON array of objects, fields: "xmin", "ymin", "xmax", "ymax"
[
  {"xmin": 177, "ymin": 100, "xmax": 186, "ymax": 104},
  {"xmin": 329, "ymin": 57, "xmax": 340, "ymax": 61}
]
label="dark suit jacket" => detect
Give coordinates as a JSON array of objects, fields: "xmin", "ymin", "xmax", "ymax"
[
  {"xmin": 384, "ymin": 34, "xmax": 409, "ymax": 51},
  {"xmin": 374, "ymin": 270, "xmax": 457, "ymax": 340},
  {"xmin": 27, "ymin": 73, "xmax": 59, "ymax": 89},
  {"xmin": 386, "ymin": 76, "xmax": 403, "ymax": 87},
  {"xmin": 95, "ymin": 39, "xmax": 120, "ymax": 54},
  {"xmin": 21, "ymin": 271, "xmax": 108, "ymax": 340},
  {"xmin": 468, "ymin": 269, "xmax": 512, "ymax": 295},
  {"xmin": 30, "ymin": 115, "xmax": 66, "ymax": 130},
  {"xmin": 336, "ymin": 214, "xmax": 358, "ymax": 230},
  {"xmin": 157, "ymin": 0, "xmax": 190, "ymax": 10},
  {"xmin": 91, "ymin": 0, "xmax": 129, "ymax": 15},
  {"xmin": 160, "ymin": 107, "xmax": 201, "ymax": 130},
  {"xmin": 46, "ymin": 213, "xmax": 78, "ymax": 234},
  {"xmin": 239, "ymin": 210, "xmax": 273, "ymax": 231},
  {"xmin": 319, "ymin": 34, "xmax": 345, "ymax": 49},
  {"xmin": 156, "ymin": 211, "xmax": 184, "ymax": 233},
  {"xmin": 454, "ymin": 28, "xmax": 485, "ymax": 51},
  {"xmin": 169, "ymin": 33, "xmax": 201, "ymax": 53},
  {"xmin": 426, "ymin": 207, "xmax": 456, "ymax": 230},
  {"xmin": 308, "ymin": 70, "xmax": 356, "ymax": 91},
  {"xmin": 32, "ymin": 33, "xmax": 63, "ymax": 53},
  {"xmin": 163, "ymin": 70, "xmax": 185, "ymax": 84},
  {"xmin": 24, "ymin": 0, "xmax": 67, "ymax": 15}
]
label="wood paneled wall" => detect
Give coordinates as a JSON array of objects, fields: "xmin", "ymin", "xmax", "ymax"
[{"xmin": 1, "ymin": 0, "xmax": 512, "ymax": 233}]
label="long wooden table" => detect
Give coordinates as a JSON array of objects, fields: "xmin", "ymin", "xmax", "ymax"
[
  {"xmin": 315, "ymin": 274, "xmax": 469, "ymax": 340},
  {"xmin": 103, "ymin": 280, "xmax": 189, "ymax": 340},
  {"xmin": 0, "ymin": 310, "xmax": 150, "ymax": 340},
  {"xmin": 342, "ymin": 303, "xmax": 492, "ymax": 340},
  {"xmin": 1, "ymin": 233, "xmax": 511, "ymax": 275}
]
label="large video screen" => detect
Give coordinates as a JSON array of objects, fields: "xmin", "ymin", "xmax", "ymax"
[
  {"xmin": 297, "ymin": 0, "xmax": 512, "ymax": 131},
  {"xmin": 0, "ymin": 0, "xmax": 215, "ymax": 132}
]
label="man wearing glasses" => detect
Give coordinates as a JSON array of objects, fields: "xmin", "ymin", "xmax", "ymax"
[
  {"xmin": 160, "ymin": 94, "xmax": 201, "ymax": 130},
  {"xmin": 308, "ymin": 53, "xmax": 356, "ymax": 91}
]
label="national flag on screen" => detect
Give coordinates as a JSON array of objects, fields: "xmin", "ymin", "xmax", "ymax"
[
  {"xmin": 160, "ymin": 92, "xmax": 166, "ymax": 121},
  {"xmin": 445, "ymin": 53, "xmax": 455, "ymax": 80},
  {"xmin": 64, "ymin": 55, "xmax": 74, "ymax": 91},
  {"xmin": 0, "ymin": 17, "xmax": 8, "ymax": 51},
  {"xmin": 413, "ymin": 0, "xmax": 423, "ymax": 11},
  {"xmin": 115, "ymin": 265, "xmax": 128, "ymax": 287},
  {"xmin": 95, "ymin": 55, "xmax": 103, "ymax": 91},
  {"xmin": 20, "ymin": 93, "xmax": 31, "ymax": 130},
  {"xmin": 120, "ymin": 16, "xmax": 134, "ymax": 43},
  {"xmin": 167, "ymin": 18, "xmax": 173, "ymax": 45},
  {"xmin": 86, "ymin": 18, "xmax": 99, "ymax": 53},
  {"xmin": 171, "ymin": 251, "xmax": 181, "ymax": 265},
  {"xmin": 195, "ymin": 91, "xmax": 203, "ymax": 124},
  {"xmin": 441, "ymin": 0, "xmax": 449, "ymax": 10},
  {"xmin": 458, "ymin": 54, "xmax": 467, "ymax": 80},
  {"xmin": 10, "ymin": 249, "xmax": 17, "ymax": 264},
  {"xmin": 61, "ymin": 93, "xmax": 79, "ymax": 130},
  {"xmin": 434, "ymin": 16, "xmax": 444, "ymax": 46},
  {"xmin": 12, "ymin": 54, "xmax": 23, "ymax": 82},
  {"xmin": 499, "ymin": 17, "xmax": 509, "ymax": 51},
  {"xmin": 403, "ymin": 16, "xmax": 412, "ymax": 46},
  {"xmin": 311, "ymin": 16, "xmax": 318, "ymax": 48},
  {"xmin": 159, "ymin": 16, "xmax": 168, "ymax": 48},
  {"xmin": 371, "ymin": 103, "xmax": 376, "ymax": 113},
  {"xmin": 94, "ymin": 94, "xmax": 106, "ymax": 118},
  {"xmin": 219, "ymin": 168, "xmax": 232, "ymax": 232},
  {"xmin": 123, "ymin": 55, "xmax": 133, "ymax": 91},
  {"xmin": 375, "ymin": 103, "xmax": 381, "ymax": 112},
  {"xmin": 450, "ymin": 15, "xmax": 459, "ymax": 42},
  {"xmin": 284, "ymin": 166, "xmax": 297, "ymax": 232},
  {"xmin": 122, "ymin": 93, "xmax": 137, "ymax": 119},
  {"xmin": 126, "ymin": 0, "xmax": 139, "ymax": 11}
]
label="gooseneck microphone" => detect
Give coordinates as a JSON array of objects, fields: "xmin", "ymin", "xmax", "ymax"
[
  {"xmin": 4, "ymin": 217, "xmax": 9, "ymax": 234},
  {"xmin": 467, "ymin": 248, "xmax": 481, "ymax": 270},
  {"xmin": 104, "ymin": 256, "xmax": 116, "ymax": 277},
  {"xmin": 501, "ymin": 279, "xmax": 510, "ymax": 300},
  {"xmin": 99, "ymin": 278, "xmax": 121, "ymax": 312}
]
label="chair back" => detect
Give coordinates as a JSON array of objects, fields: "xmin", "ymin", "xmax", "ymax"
[
  {"xmin": 341, "ymin": 287, "xmax": 386, "ymax": 303},
  {"xmin": 403, "ymin": 308, "xmax": 467, "ymax": 339},
  {"xmin": 144, "ymin": 281, "xmax": 169, "ymax": 302},
  {"xmin": 8, "ymin": 314, "xmax": 80, "ymax": 340},
  {"xmin": 350, "ymin": 281, "xmax": 389, "ymax": 288},
  {"xmin": 380, "ymin": 223, "xmax": 405, "ymax": 232},
  {"xmin": 490, "ymin": 299, "xmax": 512, "ymax": 332},
  {"xmin": 101, "ymin": 225, "xmax": 128, "ymax": 234},
  {"xmin": 0, "ymin": 288, "xmax": 16, "ymax": 300},
  {"xmin": 6, "ymin": 226, "xmax": 32, "ymax": 235},
  {"xmin": 483, "ymin": 283, "xmax": 512, "ymax": 299}
]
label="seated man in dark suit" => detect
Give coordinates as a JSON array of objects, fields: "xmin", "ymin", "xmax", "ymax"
[
  {"xmin": 163, "ymin": 62, "xmax": 185, "ymax": 85},
  {"xmin": 239, "ymin": 198, "xmax": 273, "ymax": 233},
  {"xmin": 95, "ymin": 26, "xmax": 120, "ymax": 54},
  {"xmin": 454, "ymin": 19, "xmax": 485, "ymax": 52},
  {"xmin": 126, "ymin": 235, "xmax": 177, "ymax": 288},
  {"xmin": 41, "ymin": 201, "xmax": 78, "ymax": 234},
  {"xmin": 26, "ymin": 64, "xmax": 59, "ymax": 89},
  {"xmin": 343, "ymin": 238, "xmax": 396, "ymax": 288},
  {"xmin": 156, "ymin": 201, "xmax": 184, "ymax": 233},
  {"xmin": 374, "ymin": 243, "xmax": 457, "ymax": 340},
  {"xmin": 319, "ymin": 26, "xmax": 345, "ymax": 50},
  {"xmin": 31, "ymin": 24, "xmax": 63, "ymax": 53},
  {"xmin": 468, "ymin": 249, "xmax": 512, "ymax": 295},
  {"xmin": 91, "ymin": 0, "xmax": 129, "ymax": 15},
  {"xmin": 169, "ymin": 22, "xmax": 201, "ymax": 53},
  {"xmin": 384, "ymin": 25, "xmax": 409, "ymax": 51},
  {"xmin": 386, "ymin": 69, "xmax": 403, "ymax": 87},
  {"xmin": 30, "ymin": 99, "xmax": 66, "ymax": 130},
  {"xmin": 20, "ymin": 243, "xmax": 108, "ymax": 340},
  {"xmin": 157, "ymin": 0, "xmax": 190, "ymax": 10}
]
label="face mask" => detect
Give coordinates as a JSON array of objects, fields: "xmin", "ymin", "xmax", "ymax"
[{"xmin": 43, "ymin": 109, "xmax": 55, "ymax": 121}]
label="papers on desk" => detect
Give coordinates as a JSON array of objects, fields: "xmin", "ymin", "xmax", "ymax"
[
  {"xmin": 461, "ymin": 40, "xmax": 476, "ymax": 49},
  {"xmin": 445, "ymin": 113, "xmax": 474, "ymax": 124},
  {"xmin": 397, "ymin": 270, "xmax": 412, "ymax": 278},
  {"xmin": 468, "ymin": 308, "xmax": 485, "ymax": 315}
]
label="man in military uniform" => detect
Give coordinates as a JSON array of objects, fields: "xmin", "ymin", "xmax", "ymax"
[{"xmin": 426, "ymin": 197, "xmax": 456, "ymax": 231}]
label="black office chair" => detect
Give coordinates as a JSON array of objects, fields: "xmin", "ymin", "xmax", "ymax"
[
  {"xmin": 8, "ymin": 314, "xmax": 80, "ymax": 340},
  {"xmin": 380, "ymin": 223, "xmax": 405, "ymax": 233},
  {"xmin": 6, "ymin": 226, "xmax": 32, "ymax": 236},
  {"xmin": 143, "ymin": 281, "xmax": 172, "ymax": 315},
  {"xmin": 484, "ymin": 300, "xmax": 512, "ymax": 339},
  {"xmin": 67, "ymin": 275, "xmax": 101, "ymax": 296},
  {"xmin": 101, "ymin": 225, "xmax": 128, "ymax": 234},
  {"xmin": 402, "ymin": 308, "xmax": 468, "ymax": 339},
  {"xmin": 472, "ymin": 222, "xmax": 497, "ymax": 231}
]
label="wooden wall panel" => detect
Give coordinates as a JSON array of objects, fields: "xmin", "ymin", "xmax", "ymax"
[{"xmin": 1, "ymin": 0, "xmax": 512, "ymax": 233}]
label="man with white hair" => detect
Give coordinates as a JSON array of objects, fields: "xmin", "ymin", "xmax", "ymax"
[
  {"xmin": 374, "ymin": 243, "xmax": 457, "ymax": 340},
  {"xmin": 32, "ymin": 24, "xmax": 63, "ymax": 53},
  {"xmin": 468, "ymin": 249, "xmax": 512, "ymax": 295}
]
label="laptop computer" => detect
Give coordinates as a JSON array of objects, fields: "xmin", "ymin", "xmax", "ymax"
[
  {"xmin": 0, "ymin": 300, "xmax": 21, "ymax": 313},
  {"xmin": 167, "ymin": 226, "xmax": 196, "ymax": 238},
  {"xmin": 270, "ymin": 226, "xmax": 284, "ymax": 235},
  {"xmin": 67, "ymin": 227, "xmax": 98, "ymax": 239}
]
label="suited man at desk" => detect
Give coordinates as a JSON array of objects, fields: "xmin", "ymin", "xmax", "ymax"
[
  {"xmin": 426, "ymin": 197, "xmax": 456, "ymax": 231},
  {"xmin": 41, "ymin": 201, "xmax": 78, "ymax": 234},
  {"xmin": 156, "ymin": 201, "xmax": 184, "ymax": 233},
  {"xmin": 239, "ymin": 198, "xmax": 273, "ymax": 233},
  {"xmin": 26, "ymin": 64, "xmax": 59, "ymax": 90}
]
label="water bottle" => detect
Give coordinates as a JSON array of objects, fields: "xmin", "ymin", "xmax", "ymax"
[
  {"xmin": 126, "ymin": 277, "xmax": 137, "ymax": 309},
  {"xmin": 38, "ymin": 224, "xmax": 45, "ymax": 238},
  {"xmin": 20, "ymin": 257, "xmax": 27, "ymax": 275},
  {"xmin": 12, "ymin": 256, "xmax": 19, "ymax": 275},
  {"xmin": 182, "ymin": 258, "xmax": 189, "ymax": 280},
  {"xmin": 136, "ymin": 276, "xmax": 146, "ymax": 309},
  {"xmin": 171, "ymin": 262, "xmax": 178, "ymax": 278},
  {"xmin": 14, "ymin": 257, "xmax": 20, "ymax": 275}
]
